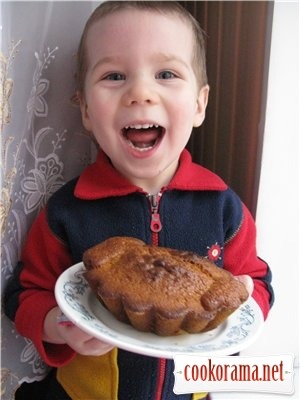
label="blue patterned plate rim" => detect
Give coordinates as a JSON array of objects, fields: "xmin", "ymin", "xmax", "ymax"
[{"xmin": 55, "ymin": 262, "xmax": 264, "ymax": 359}]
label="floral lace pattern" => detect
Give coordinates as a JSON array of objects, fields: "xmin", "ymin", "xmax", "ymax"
[{"xmin": 1, "ymin": 3, "xmax": 96, "ymax": 399}]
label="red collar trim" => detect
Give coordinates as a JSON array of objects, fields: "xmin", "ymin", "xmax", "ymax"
[{"xmin": 74, "ymin": 150, "xmax": 227, "ymax": 200}]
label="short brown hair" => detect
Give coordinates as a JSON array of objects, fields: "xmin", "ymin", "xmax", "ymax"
[{"xmin": 75, "ymin": 1, "xmax": 207, "ymax": 97}]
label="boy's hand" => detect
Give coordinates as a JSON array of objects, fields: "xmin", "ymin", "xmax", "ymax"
[
  {"xmin": 57, "ymin": 322, "xmax": 114, "ymax": 356},
  {"xmin": 43, "ymin": 307, "xmax": 114, "ymax": 356},
  {"xmin": 235, "ymin": 274, "xmax": 254, "ymax": 296}
]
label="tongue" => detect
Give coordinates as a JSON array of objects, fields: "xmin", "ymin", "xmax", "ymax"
[{"xmin": 126, "ymin": 128, "xmax": 159, "ymax": 148}]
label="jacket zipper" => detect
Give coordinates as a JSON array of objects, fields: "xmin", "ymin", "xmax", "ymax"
[
  {"xmin": 155, "ymin": 358, "xmax": 167, "ymax": 400},
  {"xmin": 147, "ymin": 193, "xmax": 162, "ymax": 245},
  {"xmin": 147, "ymin": 193, "xmax": 166, "ymax": 400}
]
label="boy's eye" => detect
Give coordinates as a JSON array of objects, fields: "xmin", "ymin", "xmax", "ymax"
[
  {"xmin": 156, "ymin": 70, "xmax": 177, "ymax": 80},
  {"xmin": 103, "ymin": 73, "xmax": 125, "ymax": 81}
]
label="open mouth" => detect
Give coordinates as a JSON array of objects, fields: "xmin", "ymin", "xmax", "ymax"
[{"xmin": 122, "ymin": 123, "xmax": 164, "ymax": 152}]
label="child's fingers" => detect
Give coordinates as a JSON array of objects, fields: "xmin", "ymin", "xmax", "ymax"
[
  {"xmin": 57, "ymin": 313, "xmax": 74, "ymax": 327},
  {"xmin": 79, "ymin": 338, "xmax": 115, "ymax": 356},
  {"xmin": 235, "ymin": 274, "xmax": 254, "ymax": 295},
  {"xmin": 56, "ymin": 315, "xmax": 114, "ymax": 355}
]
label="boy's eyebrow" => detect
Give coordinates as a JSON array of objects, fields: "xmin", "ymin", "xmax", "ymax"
[
  {"xmin": 91, "ymin": 56, "xmax": 122, "ymax": 72},
  {"xmin": 91, "ymin": 53, "xmax": 190, "ymax": 72},
  {"xmin": 153, "ymin": 52, "xmax": 190, "ymax": 69}
]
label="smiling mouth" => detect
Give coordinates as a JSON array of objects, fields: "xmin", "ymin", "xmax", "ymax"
[{"xmin": 122, "ymin": 124, "xmax": 164, "ymax": 152}]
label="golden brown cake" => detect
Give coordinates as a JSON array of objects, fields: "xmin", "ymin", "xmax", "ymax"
[{"xmin": 83, "ymin": 237, "xmax": 249, "ymax": 336}]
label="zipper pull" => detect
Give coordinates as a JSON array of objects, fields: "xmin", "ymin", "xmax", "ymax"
[
  {"xmin": 148, "ymin": 193, "xmax": 162, "ymax": 233},
  {"xmin": 151, "ymin": 212, "xmax": 162, "ymax": 233}
]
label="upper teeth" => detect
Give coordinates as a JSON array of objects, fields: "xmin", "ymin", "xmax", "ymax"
[{"xmin": 124, "ymin": 124, "xmax": 159, "ymax": 130}]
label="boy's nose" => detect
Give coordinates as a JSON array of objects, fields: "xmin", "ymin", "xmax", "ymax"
[{"xmin": 122, "ymin": 78, "xmax": 159, "ymax": 106}]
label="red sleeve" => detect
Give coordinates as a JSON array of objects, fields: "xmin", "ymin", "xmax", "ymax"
[
  {"xmin": 223, "ymin": 204, "xmax": 272, "ymax": 320},
  {"xmin": 15, "ymin": 208, "xmax": 76, "ymax": 367}
]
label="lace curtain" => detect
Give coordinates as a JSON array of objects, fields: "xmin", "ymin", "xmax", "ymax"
[{"xmin": 1, "ymin": 2, "xmax": 98, "ymax": 399}]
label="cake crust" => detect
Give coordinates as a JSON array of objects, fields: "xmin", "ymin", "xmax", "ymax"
[{"xmin": 83, "ymin": 236, "xmax": 249, "ymax": 335}]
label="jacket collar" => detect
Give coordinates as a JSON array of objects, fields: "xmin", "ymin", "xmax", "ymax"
[{"xmin": 74, "ymin": 149, "xmax": 227, "ymax": 200}]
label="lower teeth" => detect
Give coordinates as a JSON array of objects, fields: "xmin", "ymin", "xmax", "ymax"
[{"xmin": 127, "ymin": 140, "xmax": 155, "ymax": 152}]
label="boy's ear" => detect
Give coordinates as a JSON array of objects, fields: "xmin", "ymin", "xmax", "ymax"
[
  {"xmin": 78, "ymin": 92, "xmax": 92, "ymax": 132},
  {"xmin": 193, "ymin": 85, "xmax": 209, "ymax": 128}
]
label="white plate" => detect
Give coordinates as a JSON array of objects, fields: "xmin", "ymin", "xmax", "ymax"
[{"xmin": 55, "ymin": 262, "xmax": 264, "ymax": 359}]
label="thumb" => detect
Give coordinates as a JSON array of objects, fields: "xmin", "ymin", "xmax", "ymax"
[{"xmin": 235, "ymin": 274, "xmax": 254, "ymax": 296}]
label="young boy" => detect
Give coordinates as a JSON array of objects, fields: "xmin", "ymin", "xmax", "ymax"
[{"xmin": 5, "ymin": 2, "xmax": 273, "ymax": 399}]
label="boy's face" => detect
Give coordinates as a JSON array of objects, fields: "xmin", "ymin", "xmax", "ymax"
[{"xmin": 80, "ymin": 9, "xmax": 209, "ymax": 193}]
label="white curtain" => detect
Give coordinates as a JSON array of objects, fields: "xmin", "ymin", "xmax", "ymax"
[{"xmin": 1, "ymin": 2, "xmax": 98, "ymax": 398}]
